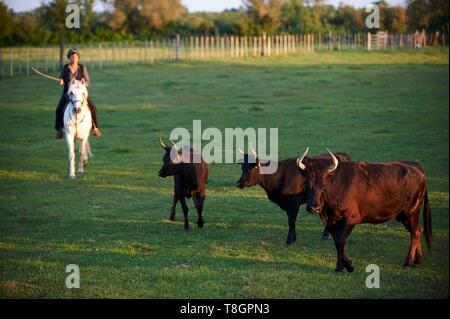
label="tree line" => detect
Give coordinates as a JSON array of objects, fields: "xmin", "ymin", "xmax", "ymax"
[{"xmin": 0, "ymin": 0, "xmax": 448, "ymax": 46}]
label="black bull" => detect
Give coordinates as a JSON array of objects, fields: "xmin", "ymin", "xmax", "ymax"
[
  {"xmin": 158, "ymin": 139, "xmax": 209, "ymax": 232},
  {"xmin": 236, "ymin": 149, "xmax": 352, "ymax": 245},
  {"xmin": 298, "ymin": 150, "xmax": 431, "ymax": 272}
]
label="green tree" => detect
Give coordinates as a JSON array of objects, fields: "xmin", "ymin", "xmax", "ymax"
[
  {"xmin": 244, "ymin": 0, "xmax": 283, "ymax": 34},
  {"xmin": 0, "ymin": 1, "xmax": 15, "ymax": 45}
]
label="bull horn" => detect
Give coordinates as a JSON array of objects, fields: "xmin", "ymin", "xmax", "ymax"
[
  {"xmin": 296, "ymin": 147, "xmax": 309, "ymax": 170},
  {"xmin": 327, "ymin": 148, "xmax": 339, "ymax": 173},
  {"xmin": 238, "ymin": 146, "xmax": 245, "ymax": 155},
  {"xmin": 169, "ymin": 139, "xmax": 179, "ymax": 151},
  {"xmin": 159, "ymin": 138, "xmax": 168, "ymax": 149},
  {"xmin": 249, "ymin": 144, "xmax": 258, "ymax": 159}
]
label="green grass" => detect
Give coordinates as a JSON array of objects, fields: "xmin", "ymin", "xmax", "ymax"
[{"xmin": 0, "ymin": 49, "xmax": 448, "ymax": 298}]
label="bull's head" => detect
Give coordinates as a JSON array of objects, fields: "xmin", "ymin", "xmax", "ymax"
[
  {"xmin": 158, "ymin": 138, "xmax": 183, "ymax": 178},
  {"xmin": 236, "ymin": 145, "xmax": 265, "ymax": 189},
  {"xmin": 296, "ymin": 148, "xmax": 339, "ymax": 214}
]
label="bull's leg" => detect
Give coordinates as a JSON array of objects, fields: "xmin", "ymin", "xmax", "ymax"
[
  {"xmin": 169, "ymin": 195, "xmax": 178, "ymax": 221},
  {"xmin": 331, "ymin": 221, "xmax": 355, "ymax": 273},
  {"xmin": 285, "ymin": 209, "xmax": 299, "ymax": 245},
  {"xmin": 403, "ymin": 213, "xmax": 422, "ymax": 267},
  {"xmin": 66, "ymin": 134, "xmax": 76, "ymax": 179},
  {"xmin": 179, "ymin": 197, "xmax": 190, "ymax": 232},
  {"xmin": 321, "ymin": 227, "xmax": 330, "ymax": 240},
  {"xmin": 193, "ymin": 193, "xmax": 205, "ymax": 228}
]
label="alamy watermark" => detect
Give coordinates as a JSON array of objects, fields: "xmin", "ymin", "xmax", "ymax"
[
  {"xmin": 365, "ymin": 4, "xmax": 380, "ymax": 29},
  {"xmin": 66, "ymin": 264, "xmax": 80, "ymax": 289},
  {"xmin": 365, "ymin": 264, "xmax": 380, "ymax": 288},
  {"xmin": 66, "ymin": 3, "xmax": 80, "ymax": 29},
  {"xmin": 166, "ymin": 120, "xmax": 279, "ymax": 174}
]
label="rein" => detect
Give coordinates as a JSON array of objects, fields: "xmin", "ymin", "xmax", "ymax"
[{"xmin": 68, "ymin": 98, "xmax": 88, "ymax": 134}]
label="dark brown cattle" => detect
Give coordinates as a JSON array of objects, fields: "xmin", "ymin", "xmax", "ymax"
[
  {"xmin": 158, "ymin": 139, "xmax": 209, "ymax": 232},
  {"xmin": 236, "ymin": 146, "xmax": 352, "ymax": 245},
  {"xmin": 297, "ymin": 148, "xmax": 431, "ymax": 272}
]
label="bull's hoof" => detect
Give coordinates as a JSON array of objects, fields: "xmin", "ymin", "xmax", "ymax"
[
  {"xmin": 184, "ymin": 226, "xmax": 190, "ymax": 232},
  {"xmin": 346, "ymin": 264, "xmax": 355, "ymax": 273},
  {"xmin": 83, "ymin": 160, "xmax": 88, "ymax": 167},
  {"xmin": 285, "ymin": 238, "xmax": 296, "ymax": 245},
  {"xmin": 334, "ymin": 268, "xmax": 345, "ymax": 273},
  {"xmin": 414, "ymin": 257, "xmax": 424, "ymax": 265},
  {"xmin": 403, "ymin": 261, "xmax": 414, "ymax": 268},
  {"xmin": 169, "ymin": 214, "xmax": 176, "ymax": 221},
  {"xmin": 321, "ymin": 235, "xmax": 329, "ymax": 240},
  {"xmin": 197, "ymin": 219, "xmax": 204, "ymax": 228},
  {"xmin": 69, "ymin": 175, "xmax": 76, "ymax": 180}
]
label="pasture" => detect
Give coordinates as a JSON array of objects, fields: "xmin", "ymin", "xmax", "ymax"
[{"xmin": 0, "ymin": 49, "xmax": 448, "ymax": 298}]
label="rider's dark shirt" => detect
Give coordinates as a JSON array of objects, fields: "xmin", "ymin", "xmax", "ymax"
[{"xmin": 60, "ymin": 64, "xmax": 90, "ymax": 94}]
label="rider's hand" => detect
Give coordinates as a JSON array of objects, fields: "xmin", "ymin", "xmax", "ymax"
[{"xmin": 59, "ymin": 79, "xmax": 64, "ymax": 86}]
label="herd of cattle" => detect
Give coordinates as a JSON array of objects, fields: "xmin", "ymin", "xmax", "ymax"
[{"xmin": 158, "ymin": 139, "xmax": 431, "ymax": 273}]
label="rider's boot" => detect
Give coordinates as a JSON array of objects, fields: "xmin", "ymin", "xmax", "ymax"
[
  {"xmin": 92, "ymin": 127, "xmax": 101, "ymax": 137},
  {"xmin": 55, "ymin": 130, "xmax": 63, "ymax": 140}
]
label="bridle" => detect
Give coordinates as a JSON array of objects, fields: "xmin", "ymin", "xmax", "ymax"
[{"xmin": 68, "ymin": 91, "xmax": 87, "ymax": 133}]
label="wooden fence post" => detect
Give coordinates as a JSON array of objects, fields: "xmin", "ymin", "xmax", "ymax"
[
  {"xmin": 0, "ymin": 48, "xmax": 3, "ymax": 78},
  {"xmin": 26, "ymin": 47, "xmax": 29, "ymax": 75},
  {"xmin": 59, "ymin": 40, "xmax": 64, "ymax": 71},
  {"xmin": 44, "ymin": 47, "xmax": 48, "ymax": 73},
  {"xmin": 18, "ymin": 48, "xmax": 21, "ymax": 75},
  {"xmin": 220, "ymin": 36, "xmax": 225, "ymax": 58},
  {"xmin": 9, "ymin": 48, "xmax": 13, "ymax": 77},
  {"xmin": 98, "ymin": 43, "xmax": 102, "ymax": 69},
  {"xmin": 175, "ymin": 34, "xmax": 180, "ymax": 61},
  {"xmin": 35, "ymin": 47, "xmax": 38, "ymax": 69}
]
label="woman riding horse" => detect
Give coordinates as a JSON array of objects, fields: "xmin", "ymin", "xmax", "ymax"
[{"xmin": 55, "ymin": 48, "xmax": 101, "ymax": 139}]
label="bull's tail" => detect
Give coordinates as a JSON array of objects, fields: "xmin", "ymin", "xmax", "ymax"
[{"xmin": 423, "ymin": 189, "xmax": 432, "ymax": 254}]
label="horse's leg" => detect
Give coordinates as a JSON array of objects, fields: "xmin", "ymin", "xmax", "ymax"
[
  {"xmin": 66, "ymin": 133, "xmax": 76, "ymax": 179},
  {"xmin": 83, "ymin": 140, "xmax": 89, "ymax": 167},
  {"xmin": 78, "ymin": 139, "xmax": 87, "ymax": 175}
]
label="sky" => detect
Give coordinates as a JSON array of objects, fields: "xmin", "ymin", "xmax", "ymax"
[{"xmin": 4, "ymin": 0, "xmax": 406, "ymax": 13}]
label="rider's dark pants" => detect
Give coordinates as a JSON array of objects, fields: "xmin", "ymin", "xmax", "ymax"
[{"xmin": 55, "ymin": 95, "xmax": 100, "ymax": 131}]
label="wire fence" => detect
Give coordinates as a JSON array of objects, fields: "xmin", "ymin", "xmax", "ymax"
[{"xmin": 0, "ymin": 31, "xmax": 446, "ymax": 78}]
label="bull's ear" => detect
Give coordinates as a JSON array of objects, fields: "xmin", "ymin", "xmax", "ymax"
[{"xmin": 81, "ymin": 78, "xmax": 86, "ymax": 86}]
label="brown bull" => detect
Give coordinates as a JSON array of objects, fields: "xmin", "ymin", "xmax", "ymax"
[{"xmin": 297, "ymin": 148, "xmax": 431, "ymax": 273}]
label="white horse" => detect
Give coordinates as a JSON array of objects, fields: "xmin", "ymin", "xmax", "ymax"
[{"xmin": 64, "ymin": 78, "xmax": 93, "ymax": 179}]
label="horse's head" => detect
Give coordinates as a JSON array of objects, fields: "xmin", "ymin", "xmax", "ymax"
[{"xmin": 67, "ymin": 79, "xmax": 88, "ymax": 114}]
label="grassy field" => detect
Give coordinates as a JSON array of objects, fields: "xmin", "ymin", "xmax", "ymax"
[{"xmin": 0, "ymin": 49, "xmax": 448, "ymax": 298}]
